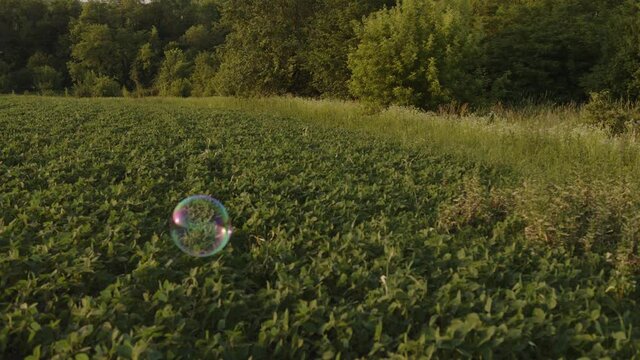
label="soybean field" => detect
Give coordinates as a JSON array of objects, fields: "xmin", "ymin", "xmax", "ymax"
[{"xmin": 1, "ymin": 96, "xmax": 640, "ymax": 359}]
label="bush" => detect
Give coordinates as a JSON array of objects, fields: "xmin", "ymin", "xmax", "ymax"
[
  {"xmin": 167, "ymin": 78, "xmax": 192, "ymax": 97},
  {"xmin": 155, "ymin": 49, "xmax": 192, "ymax": 97},
  {"xmin": 513, "ymin": 179, "xmax": 640, "ymax": 275},
  {"xmin": 190, "ymin": 52, "xmax": 218, "ymax": 97},
  {"xmin": 437, "ymin": 173, "xmax": 640, "ymax": 277},
  {"xmin": 584, "ymin": 91, "xmax": 639, "ymax": 136},
  {"xmin": 302, "ymin": 0, "xmax": 391, "ymax": 98},
  {"xmin": 213, "ymin": 0, "xmax": 316, "ymax": 96},
  {"xmin": 73, "ymin": 81, "xmax": 93, "ymax": 97},
  {"xmin": 31, "ymin": 65, "xmax": 62, "ymax": 94},
  {"xmin": 5, "ymin": 68, "xmax": 32, "ymax": 92},
  {"xmin": 72, "ymin": 72, "xmax": 122, "ymax": 97},
  {"xmin": 0, "ymin": 60, "xmax": 9, "ymax": 92},
  {"xmin": 91, "ymin": 75, "xmax": 121, "ymax": 97},
  {"xmin": 581, "ymin": 1, "xmax": 640, "ymax": 100},
  {"xmin": 348, "ymin": 0, "xmax": 486, "ymax": 110},
  {"xmin": 436, "ymin": 174, "xmax": 510, "ymax": 234}
]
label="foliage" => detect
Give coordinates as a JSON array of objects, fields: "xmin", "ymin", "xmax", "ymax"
[
  {"xmin": 482, "ymin": 0, "xmax": 610, "ymax": 103},
  {"xmin": 0, "ymin": 60, "xmax": 8, "ymax": 92},
  {"xmin": 583, "ymin": 0, "xmax": 640, "ymax": 100},
  {"xmin": 72, "ymin": 71, "xmax": 121, "ymax": 97},
  {"xmin": 91, "ymin": 75, "xmax": 122, "ymax": 97},
  {"xmin": 130, "ymin": 27, "xmax": 162, "ymax": 96},
  {"xmin": 181, "ymin": 24, "xmax": 224, "ymax": 56},
  {"xmin": 155, "ymin": 49, "xmax": 192, "ymax": 97},
  {"xmin": 1, "ymin": 0, "xmax": 638, "ymax": 105},
  {"xmin": 514, "ymin": 179, "xmax": 639, "ymax": 265},
  {"xmin": 30, "ymin": 66, "xmax": 62, "ymax": 94},
  {"xmin": 436, "ymin": 174, "xmax": 510, "ymax": 234},
  {"xmin": 25, "ymin": 52, "xmax": 63, "ymax": 94},
  {"xmin": 190, "ymin": 52, "xmax": 218, "ymax": 97},
  {"xmin": 2, "ymin": 96, "xmax": 640, "ymax": 358},
  {"xmin": 302, "ymin": 0, "xmax": 393, "ymax": 98},
  {"xmin": 67, "ymin": 1, "xmax": 150, "ymax": 91},
  {"xmin": 348, "ymin": 0, "xmax": 486, "ymax": 110},
  {"xmin": 0, "ymin": 0, "xmax": 80, "ymax": 92},
  {"xmin": 438, "ymin": 174, "xmax": 640, "ymax": 278},
  {"xmin": 213, "ymin": 0, "xmax": 316, "ymax": 96},
  {"xmin": 584, "ymin": 91, "xmax": 640, "ymax": 136}
]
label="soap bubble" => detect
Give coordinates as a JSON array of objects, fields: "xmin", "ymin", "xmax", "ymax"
[{"xmin": 170, "ymin": 195, "xmax": 232, "ymax": 257}]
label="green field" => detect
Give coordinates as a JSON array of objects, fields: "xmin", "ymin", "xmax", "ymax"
[{"xmin": 2, "ymin": 96, "xmax": 640, "ymax": 358}]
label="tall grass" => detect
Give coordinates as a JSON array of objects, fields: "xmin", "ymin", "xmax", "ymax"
[{"xmin": 146, "ymin": 96, "xmax": 640, "ymax": 188}]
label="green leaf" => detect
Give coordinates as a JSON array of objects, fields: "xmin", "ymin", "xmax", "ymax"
[{"xmin": 612, "ymin": 331, "xmax": 627, "ymax": 341}]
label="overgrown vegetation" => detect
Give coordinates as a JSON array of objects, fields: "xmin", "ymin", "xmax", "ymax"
[
  {"xmin": 2, "ymin": 96, "xmax": 640, "ymax": 358},
  {"xmin": 584, "ymin": 91, "xmax": 640, "ymax": 136}
]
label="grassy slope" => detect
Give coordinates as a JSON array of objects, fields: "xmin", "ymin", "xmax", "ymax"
[{"xmin": 1, "ymin": 96, "xmax": 639, "ymax": 358}]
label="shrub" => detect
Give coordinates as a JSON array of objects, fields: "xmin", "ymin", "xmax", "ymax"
[
  {"xmin": 190, "ymin": 52, "xmax": 218, "ymax": 97},
  {"xmin": 167, "ymin": 78, "xmax": 192, "ymax": 97},
  {"xmin": 72, "ymin": 72, "xmax": 121, "ymax": 97},
  {"xmin": 0, "ymin": 60, "xmax": 9, "ymax": 92},
  {"xmin": 437, "ymin": 174, "xmax": 640, "ymax": 275},
  {"xmin": 583, "ymin": 91, "xmax": 639, "ymax": 136},
  {"xmin": 436, "ymin": 174, "xmax": 510, "ymax": 233},
  {"xmin": 348, "ymin": 0, "xmax": 486, "ymax": 110},
  {"xmin": 513, "ymin": 179, "xmax": 640, "ymax": 274},
  {"xmin": 91, "ymin": 75, "xmax": 121, "ymax": 97},
  {"xmin": 73, "ymin": 80, "xmax": 93, "ymax": 97},
  {"xmin": 155, "ymin": 49, "xmax": 192, "ymax": 97},
  {"xmin": 213, "ymin": 0, "xmax": 315, "ymax": 96},
  {"xmin": 31, "ymin": 65, "xmax": 62, "ymax": 94}
]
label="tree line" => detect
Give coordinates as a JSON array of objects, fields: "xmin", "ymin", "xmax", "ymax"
[{"xmin": 1, "ymin": 0, "xmax": 639, "ymax": 110}]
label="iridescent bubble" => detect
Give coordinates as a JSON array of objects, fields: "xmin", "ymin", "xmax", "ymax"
[{"xmin": 170, "ymin": 195, "xmax": 232, "ymax": 257}]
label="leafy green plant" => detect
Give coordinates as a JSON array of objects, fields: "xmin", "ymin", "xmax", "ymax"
[{"xmin": 436, "ymin": 174, "xmax": 510, "ymax": 234}]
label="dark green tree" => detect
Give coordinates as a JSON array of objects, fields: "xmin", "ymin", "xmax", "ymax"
[
  {"xmin": 302, "ymin": 0, "xmax": 393, "ymax": 98},
  {"xmin": 155, "ymin": 48, "xmax": 192, "ymax": 97},
  {"xmin": 27, "ymin": 52, "xmax": 62, "ymax": 94},
  {"xmin": 130, "ymin": 26, "xmax": 162, "ymax": 95},
  {"xmin": 190, "ymin": 51, "xmax": 218, "ymax": 96},
  {"xmin": 348, "ymin": 0, "xmax": 486, "ymax": 110},
  {"xmin": 0, "ymin": 0, "xmax": 80, "ymax": 92},
  {"xmin": 483, "ymin": 0, "xmax": 611, "ymax": 103},
  {"xmin": 213, "ymin": 0, "xmax": 316, "ymax": 96},
  {"xmin": 582, "ymin": 0, "xmax": 640, "ymax": 100},
  {"xmin": 68, "ymin": 0, "xmax": 149, "ymax": 92}
]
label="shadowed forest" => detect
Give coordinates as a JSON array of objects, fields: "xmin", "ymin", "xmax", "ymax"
[{"xmin": 2, "ymin": 0, "xmax": 640, "ymax": 111}]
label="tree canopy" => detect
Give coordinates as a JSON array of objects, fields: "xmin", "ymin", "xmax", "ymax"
[{"xmin": 0, "ymin": 0, "xmax": 638, "ymax": 109}]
